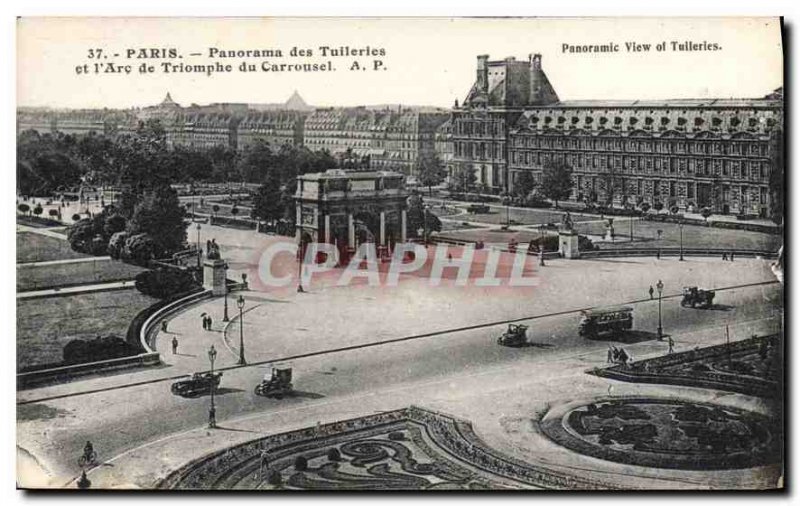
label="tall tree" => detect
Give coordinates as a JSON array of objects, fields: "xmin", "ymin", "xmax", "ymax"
[
  {"xmin": 251, "ymin": 175, "xmax": 284, "ymax": 225},
  {"xmin": 406, "ymin": 193, "xmax": 442, "ymax": 239},
  {"xmin": 513, "ymin": 171, "xmax": 536, "ymax": 198},
  {"xmin": 451, "ymin": 164, "xmax": 477, "ymax": 193},
  {"xmin": 769, "ymin": 128, "xmax": 784, "ymax": 225},
  {"xmin": 126, "ymin": 185, "xmax": 187, "ymax": 256},
  {"xmin": 540, "ymin": 160, "xmax": 574, "ymax": 208},
  {"xmin": 237, "ymin": 140, "xmax": 273, "ymax": 183},
  {"xmin": 416, "ymin": 153, "xmax": 445, "ymax": 196}
]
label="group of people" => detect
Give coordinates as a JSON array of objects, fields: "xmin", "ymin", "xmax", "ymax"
[
  {"xmin": 607, "ymin": 346, "xmax": 633, "ymax": 366},
  {"xmin": 202, "ymin": 315, "xmax": 214, "ymax": 331},
  {"xmin": 721, "ymin": 251, "xmax": 736, "ymax": 261}
]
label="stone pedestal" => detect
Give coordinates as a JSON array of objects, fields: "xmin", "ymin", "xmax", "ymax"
[
  {"xmin": 204, "ymin": 258, "xmax": 227, "ymax": 296},
  {"xmin": 559, "ymin": 231, "xmax": 580, "ymax": 259}
]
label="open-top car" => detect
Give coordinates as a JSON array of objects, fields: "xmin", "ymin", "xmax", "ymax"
[
  {"xmin": 170, "ymin": 372, "xmax": 222, "ymax": 398},
  {"xmin": 255, "ymin": 366, "xmax": 293, "ymax": 398},
  {"xmin": 681, "ymin": 286, "xmax": 715, "ymax": 309},
  {"xmin": 497, "ymin": 323, "xmax": 529, "ymax": 347}
]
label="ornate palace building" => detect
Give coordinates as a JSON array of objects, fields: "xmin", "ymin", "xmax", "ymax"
[{"xmin": 451, "ymin": 54, "xmax": 783, "ymax": 217}]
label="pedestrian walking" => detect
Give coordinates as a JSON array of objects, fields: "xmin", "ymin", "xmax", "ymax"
[
  {"xmin": 722, "ymin": 252, "xmax": 728, "ymax": 261},
  {"xmin": 648, "ymin": 285, "xmax": 654, "ymax": 300},
  {"xmin": 172, "ymin": 336, "xmax": 178, "ymax": 354},
  {"xmin": 730, "ymin": 251, "xmax": 735, "ymax": 262},
  {"xmin": 207, "ymin": 316, "xmax": 213, "ymax": 330},
  {"xmin": 668, "ymin": 336, "xmax": 675, "ymax": 354},
  {"xmin": 607, "ymin": 347, "xmax": 613, "ymax": 363},
  {"xmin": 202, "ymin": 315, "xmax": 209, "ymax": 330},
  {"xmin": 161, "ymin": 320, "xmax": 168, "ymax": 333}
]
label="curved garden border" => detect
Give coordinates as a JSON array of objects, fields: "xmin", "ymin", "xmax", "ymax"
[
  {"xmin": 539, "ymin": 396, "xmax": 781, "ymax": 471},
  {"xmin": 589, "ymin": 333, "xmax": 781, "ymax": 398},
  {"xmin": 157, "ymin": 406, "xmax": 623, "ymax": 490}
]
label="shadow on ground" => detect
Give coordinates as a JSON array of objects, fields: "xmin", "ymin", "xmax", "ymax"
[{"xmin": 589, "ymin": 330, "xmax": 661, "ymax": 344}]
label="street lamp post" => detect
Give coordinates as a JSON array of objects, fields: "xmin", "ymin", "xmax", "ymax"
[
  {"xmin": 196, "ymin": 223, "xmax": 202, "ymax": 268},
  {"xmin": 208, "ymin": 344, "xmax": 217, "ymax": 428},
  {"xmin": 539, "ymin": 225, "xmax": 546, "ymax": 267},
  {"xmin": 222, "ymin": 263, "xmax": 230, "ymax": 322},
  {"xmin": 656, "ymin": 279, "xmax": 664, "ymax": 340},
  {"xmin": 237, "ymin": 295, "xmax": 246, "ymax": 365},
  {"xmin": 629, "ymin": 215, "xmax": 634, "ymax": 243},
  {"xmin": 423, "ymin": 204, "xmax": 430, "ymax": 245},
  {"xmin": 679, "ymin": 222, "xmax": 685, "ymax": 261},
  {"xmin": 297, "ymin": 243, "xmax": 305, "ymax": 293}
]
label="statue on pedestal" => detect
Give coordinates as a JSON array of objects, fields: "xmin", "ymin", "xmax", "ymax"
[
  {"xmin": 206, "ymin": 238, "xmax": 221, "ymax": 260},
  {"xmin": 560, "ymin": 211, "xmax": 574, "ymax": 233}
]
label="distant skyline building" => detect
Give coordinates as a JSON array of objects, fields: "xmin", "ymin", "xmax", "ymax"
[{"xmin": 16, "ymin": 91, "xmax": 450, "ymax": 178}]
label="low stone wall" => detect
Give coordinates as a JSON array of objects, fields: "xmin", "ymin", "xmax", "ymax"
[
  {"xmin": 581, "ymin": 247, "xmax": 779, "ymax": 260},
  {"xmin": 17, "ymin": 352, "xmax": 160, "ymax": 389},
  {"xmin": 138, "ymin": 289, "xmax": 211, "ymax": 352},
  {"xmin": 16, "ymin": 288, "xmax": 211, "ymax": 389}
]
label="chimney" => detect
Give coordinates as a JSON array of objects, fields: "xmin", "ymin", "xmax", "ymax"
[
  {"xmin": 477, "ymin": 54, "xmax": 489, "ymax": 94},
  {"xmin": 529, "ymin": 53, "xmax": 544, "ymax": 104}
]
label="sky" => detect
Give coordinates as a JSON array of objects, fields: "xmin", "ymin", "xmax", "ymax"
[{"xmin": 17, "ymin": 17, "xmax": 783, "ymax": 109}]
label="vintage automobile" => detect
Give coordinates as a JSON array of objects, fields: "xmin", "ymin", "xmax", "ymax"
[
  {"xmin": 255, "ymin": 366, "xmax": 293, "ymax": 398},
  {"xmin": 579, "ymin": 306, "xmax": 634, "ymax": 339},
  {"xmin": 681, "ymin": 286, "xmax": 716, "ymax": 308},
  {"xmin": 170, "ymin": 372, "xmax": 222, "ymax": 398},
  {"xmin": 497, "ymin": 324, "xmax": 529, "ymax": 347},
  {"xmin": 466, "ymin": 204, "xmax": 490, "ymax": 214}
]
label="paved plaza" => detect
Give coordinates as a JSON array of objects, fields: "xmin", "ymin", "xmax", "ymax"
[
  {"xmin": 15, "ymin": 197, "xmax": 785, "ymax": 491},
  {"xmin": 16, "ymin": 229, "xmax": 782, "ymax": 489}
]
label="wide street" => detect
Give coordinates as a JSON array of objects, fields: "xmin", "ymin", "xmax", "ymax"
[{"xmin": 16, "ymin": 237, "xmax": 782, "ymax": 488}]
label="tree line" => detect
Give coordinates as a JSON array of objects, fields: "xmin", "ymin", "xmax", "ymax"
[{"xmin": 17, "ymin": 120, "xmax": 340, "ymax": 196}]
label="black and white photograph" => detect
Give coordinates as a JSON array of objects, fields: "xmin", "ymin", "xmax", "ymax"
[{"xmin": 13, "ymin": 16, "xmax": 785, "ymax": 491}]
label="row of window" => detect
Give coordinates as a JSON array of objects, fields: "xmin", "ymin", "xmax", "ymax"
[
  {"xmin": 511, "ymin": 136, "xmax": 770, "ymax": 156},
  {"xmin": 454, "ymin": 141, "xmax": 504, "ymax": 160},
  {"xmin": 453, "ymin": 120, "xmax": 505, "ymax": 137},
  {"xmin": 511, "ymin": 151, "xmax": 771, "ymax": 181},
  {"xmin": 564, "ymin": 175, "xmax": 770, "ymax": 205}
]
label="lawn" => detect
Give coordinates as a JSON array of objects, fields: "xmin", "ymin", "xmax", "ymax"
[
  {"xmin": 437, "ymin": 228, "xmax": 553, "ymax": 246},
  {"xmin": 16, "ymin": 232, "xmax": 89, "ymax": 264},
  {"xmin": 190, "ymin": 202, "xmax": 254, "ymax": 218},
  {"xmin": 444, "ymin": 206, "xmax": 596, "ymax": 226},
  {"xmin": 438, "ymin": 220, "xmax": 483, "ymax": 232},
  {"xmin": 436, "ymin": 218, "xmax": 782, "ymax": 253},
  {"xmin": 16, "ymin": 289, "xmax": 157, "ymax": 371},
  {"xmin": 572, "ymin": 219, "xmax": 782, "ymax": 251},
  {"xmin": 17, "ymin": 259, "xmax": 148, "ymax": 292}
]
